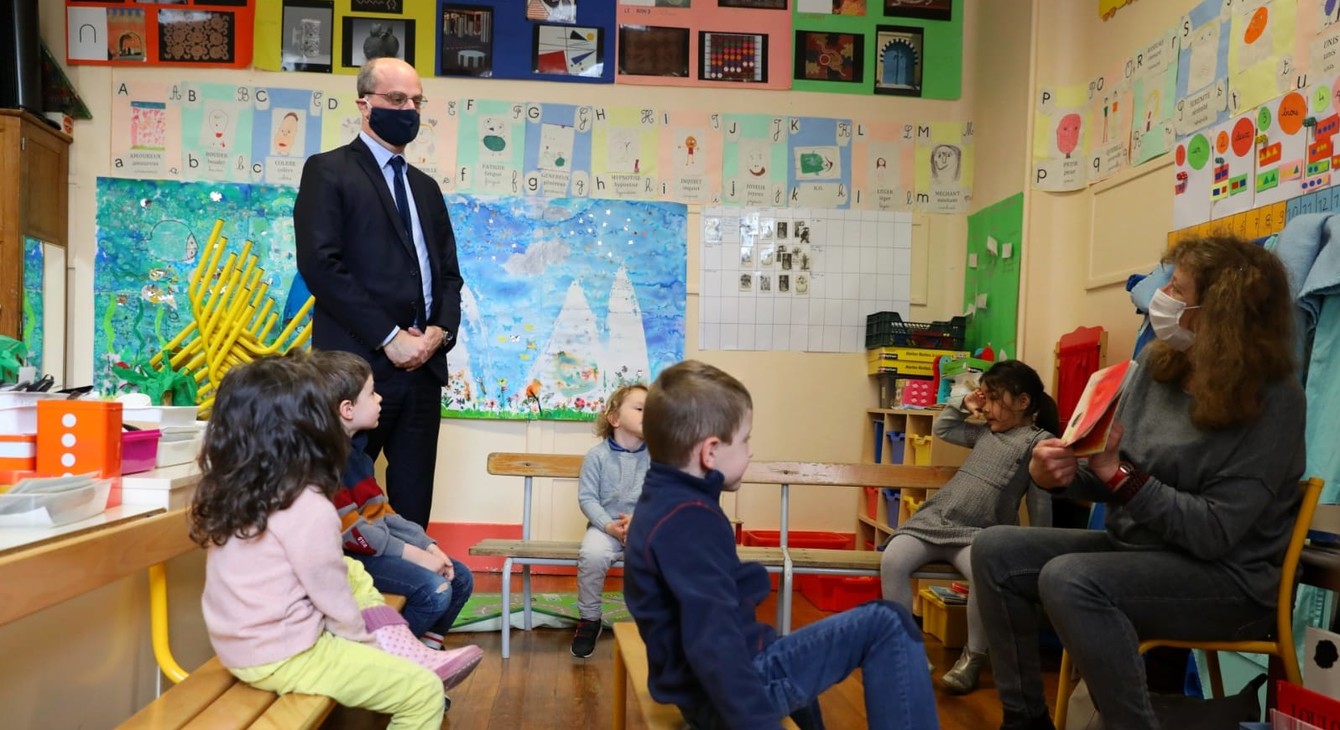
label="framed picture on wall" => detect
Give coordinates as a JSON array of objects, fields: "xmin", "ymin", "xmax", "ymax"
[
  {"xmin": 533, "ymin": 24, "xmax": 604, "ymax": 77},
  {"xmin": 699, "ymin": 31, "xmax": 767, "ymax": 82},
  {"xmin": 158, "ymin": 9, "xmax": 236, "ymax": 63},
  {"xmin": 883, "ymin": 0, "xmax": 950, "ymax": 21},
  {"xmin": 342, "ymin": 15, "xmax": 416, "ymax": 67},
  {"xmin": 281, "ymin": 0, "xmax": 333, "ymax": 73},
  {"xmin": 873, "ymin": 25, "xmax": 922, "ymax": 96},
  {"xmin": 440, "ymin": 5, "xmax": 492, "ymax": 76},
  {"xmin": 793, "ymin": 29, "xmax": 863, "ymax": 83},
  {"xmin": 718, "ymin": 0, "xmax": 787, "ymax": 9},
  {"xmin": 618, "ymin": 25, "xmax": 690, "ymax": 77}
]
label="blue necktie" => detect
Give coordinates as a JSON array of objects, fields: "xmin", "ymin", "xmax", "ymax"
[{"xmin": 389, "ymin": 156, "xmax": 412, "ymax": 238}]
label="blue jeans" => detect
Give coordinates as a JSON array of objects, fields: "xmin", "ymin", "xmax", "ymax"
[
  {"xmin": 350, "ymin": 553, "xmax": 474, "ymax": 637},
  {"xmin": 972, "ymin": 526, "xmax": 1274, "ymax": 730},
  {"xmin": 681, "ymin": 601, "xmax": 939, "ymax": 730}
]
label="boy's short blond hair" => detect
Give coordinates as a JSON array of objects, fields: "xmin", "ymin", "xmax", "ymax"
[
  {"xmin": 644, "ymin": 360, "xmax": 752, "ymax": 467},
  {"xmin": 308, "ymin": 349, "xmax": 372, "ymax": 406},
  {"xmin": 595, "ymin": 383, "xmax": 647, "ymax": 440}
]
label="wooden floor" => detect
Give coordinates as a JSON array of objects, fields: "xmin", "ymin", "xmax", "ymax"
[{"xmin": 327, "ymin": 573, "xmax": 1061, "ymax": 730}]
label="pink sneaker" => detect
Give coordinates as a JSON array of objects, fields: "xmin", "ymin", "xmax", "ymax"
[{"xmin": 436, "ymin": 645, "xmax": 484, "ymax": 690}]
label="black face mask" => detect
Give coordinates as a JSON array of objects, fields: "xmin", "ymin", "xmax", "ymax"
[{"xmin": 368, "ymin": 106, "xmax": 420, "ymax": 147}]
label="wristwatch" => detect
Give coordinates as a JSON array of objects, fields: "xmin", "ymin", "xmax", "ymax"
[{"xmin": 1106, "ymin": 461, "xmax": 1136, "ymax": 490}]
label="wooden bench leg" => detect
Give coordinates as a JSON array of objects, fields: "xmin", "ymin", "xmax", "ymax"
[{"xmin": 613, "ymin": 635, "xmax": 627, "ymax": 730}]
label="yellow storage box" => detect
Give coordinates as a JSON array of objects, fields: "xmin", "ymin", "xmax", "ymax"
[{"xmin": 919, "ymin": 588, "xmax": 967, "ymax": 649}]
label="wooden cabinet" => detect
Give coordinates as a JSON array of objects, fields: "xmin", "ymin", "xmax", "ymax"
[
  {"xmin": 0, "ymin": 110, "xmax": 71, "ymax": 341},
  {"xmin": 855, "ymin": 407, "xmax": 970, "ymax": 551}
]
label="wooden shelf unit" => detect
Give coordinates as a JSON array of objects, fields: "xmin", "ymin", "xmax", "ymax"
[{"xmin": 856, "ymin": 407, "xmax": 970, "ymax": 551}]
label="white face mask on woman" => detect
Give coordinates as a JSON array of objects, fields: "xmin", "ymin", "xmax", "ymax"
[{"xmin": 1148, "ymin": 288, "xmax": 1200, "ymax": 351}]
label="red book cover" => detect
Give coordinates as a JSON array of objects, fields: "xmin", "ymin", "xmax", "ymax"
[
  {"xmin": 1059, "ymin": 360, "xmax": 1137, "ymax": 456},
  {"xmin": 1278, "ymin": 680, "xmax": 1340, "ymax": 727}
]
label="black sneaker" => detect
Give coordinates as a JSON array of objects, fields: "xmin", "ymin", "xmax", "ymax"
[{"xmin": 570, "ymin": 618, "xmax": 602, "ymax": 658}]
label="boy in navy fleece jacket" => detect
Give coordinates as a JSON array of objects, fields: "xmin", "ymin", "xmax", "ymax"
[{"xmin": 624, "ymin": 360, "xmax": 939, "ymax": 730}]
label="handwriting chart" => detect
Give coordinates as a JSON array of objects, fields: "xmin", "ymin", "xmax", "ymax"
[
  {"xmin": 851, "ymin": 120, "xmax": 915, "ymax": 212},
  {"xmin": 180, "ymin": 82, "xmax": 253, "ymax": 183},
  {"xmin": 456, "ymin": 99, "xmax": 528, "ymax": 196},
  {"xmin": 592, "ymin": 106, "xmax": 658, "ymax": 200},
  {"xmin": 523, "ymin": 102, "xmax": 594, "ymax": 198},
  {"xmin": 110, "ymin": 78, "xmax": 181, "ymax": 180},
  {"xmin": 787, "ymin": 116, "xmax": 853, "ymax": 209},
  {"xmin": 659, "ymin": 108, "xmax": 723, "ymax": 204},
  {"xmin": 721, "ymin": 114, "xmax": 788, "ymax": 207}
]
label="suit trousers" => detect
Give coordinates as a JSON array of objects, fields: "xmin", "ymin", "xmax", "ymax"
[{"xmin": 363, "ymin": 365, "xmax": 444, "ymax": 529}]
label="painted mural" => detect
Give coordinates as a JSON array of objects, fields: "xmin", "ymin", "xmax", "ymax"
[{"xmin": 93, "ymin": 178, "xmax": 687, "ymax": 420}]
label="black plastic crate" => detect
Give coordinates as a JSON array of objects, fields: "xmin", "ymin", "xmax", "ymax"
[{"xmin": 865, "ymin": 312, "xmax": 966, "ymax": 350}]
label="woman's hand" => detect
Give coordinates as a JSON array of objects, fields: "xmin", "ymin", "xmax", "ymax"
[
  {"xmin": 1086, "ymin": 422, "xmax": 1125, "ymax": 487},
  {"xmin": 1030, "ymin": 438, "xmax": 1079, "ymax": 489}
]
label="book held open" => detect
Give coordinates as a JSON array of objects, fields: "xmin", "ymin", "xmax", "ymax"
[{"xmin": 1059, "ymin": 360, "xmax": 1138, "ymax": 456}]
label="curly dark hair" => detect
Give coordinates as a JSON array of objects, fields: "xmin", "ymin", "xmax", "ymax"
[
  {"xmin": 979, "ymin": 359, "xmax": 1061, "ymax": 435},
  {"xmin": 188, "ymin": 353, "xmax": 350, "ymax": 547},
  {"xmin": 1144, "ymin": 235, "xmax": 1295, "ymax": 430}
]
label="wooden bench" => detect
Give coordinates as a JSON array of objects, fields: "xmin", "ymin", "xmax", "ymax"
[
  {"xmin": 117, "ymin": 594, "xmax": 407, "ymax": 729},
  {"xmin": 472, "ymin": 453, "xmax": 960, "ymax": 657},
  {"xmin": 612, "ymin": 622, "xmax": 800, "ymax": 730}
]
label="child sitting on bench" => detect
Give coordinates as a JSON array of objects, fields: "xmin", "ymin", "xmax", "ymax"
[{"xmin": 624, "ymin": 360, "xmax": 939, "ymax": 730}]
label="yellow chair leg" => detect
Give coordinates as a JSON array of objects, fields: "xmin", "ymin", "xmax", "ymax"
[
  {"xmin": 1054, "ymin": 649, "xmax": 1073, "ymax": 729},
  {"xmin": 149, "ymin": 562, "xmax": 189, "ymax": 684}
]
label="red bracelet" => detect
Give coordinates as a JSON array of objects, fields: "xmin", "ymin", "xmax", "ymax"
[{"xmin": 1114, "ymin": 470, "xmax": 1151, "ymax": 504}]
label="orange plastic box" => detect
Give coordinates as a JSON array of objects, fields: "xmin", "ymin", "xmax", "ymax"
[
  {"xmin": 36, "ymin": 400, "xmax": 123, "ymax": 477},
  {"xmin": 0, "ymin": 434, "xmax": 37, "ymax": 471}
]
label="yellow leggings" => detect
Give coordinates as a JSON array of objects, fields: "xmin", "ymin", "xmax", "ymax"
[{"xmin": 227, "ymin": 558, "xmax": 443, "ymax": 729}]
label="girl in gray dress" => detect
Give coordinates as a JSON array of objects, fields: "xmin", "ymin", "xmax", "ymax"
[{"xmin": 879, "ymin": 360, "xmax": 1060, "ymax": 694}]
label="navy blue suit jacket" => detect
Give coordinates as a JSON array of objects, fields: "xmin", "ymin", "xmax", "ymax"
[{"xmin": 294, "ymin": 136, "xmax": 463, "ymax": 385}]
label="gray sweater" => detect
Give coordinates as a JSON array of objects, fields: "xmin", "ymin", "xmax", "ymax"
[
  {"xmin": 894, "ymin": 395, "xmax": 1052, "ymax": 547},
  {"xmin": 578, "ymin": 439, "xmax": 651, "ymax": 532},
  {"xmin": 1064, "ymin": 354, "xmax": 1307, "ymax": 607}
]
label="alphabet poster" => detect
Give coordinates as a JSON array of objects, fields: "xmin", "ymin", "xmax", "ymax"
[
  {"xmin": 592, "ymin": 107, "xmax": 659, "ymax": 199},
  {"xmin": 404, "ymin": 96, "xmax": 459, "ymax": 191},
  {"xmin": 1175, "ymin": 0, "xmax": 1232, "ymax": 135},
  {"xmin": 852, "ymin": 120, "xmax": 915, "ymax": 212},
  {"xmin": 180, "ymin": 82, "xmax": 254, "ymax": 183},
  {"xmin": 1227, "ymin": 0, "xmax": 1297, "ymax": 112},
  {"xmin": 1130, "ymin": 30, "xmax": 1180, "ymax": 165},
  {"xmin": 659, "ymin": 109, "xmax": 723, "ymax": 204},
  {"xmin": 916, "ymin": 121, "xmax": 973, "ymax": 213},
  {"xmin": 456, "ymin": 99, "xmax": 528, "ymax": 196},
  {"xmin": 721, "ymin": 114, "xmax": 788, "ymax": 207},
  {"xmin": 250, "ymin": 87, "xmax": 323, "ymax": 186},
  {"xmin": 1087, "ymin": 67, "xmax": 1134, "ymax": 183},
  {"xmin": 110, "ymin": 80, "xmax": 181, "ymax": 180},
  {"xmin": 786, "ymin": 116, "xmax": 853, "ymax": 209},
  {"xmin": 524, "ymin": 103, "xmax": 595, "ymax": 198},
  {"xmin": 1033, "ymin": 85, "xmax": 1089, "ymax": 192}
]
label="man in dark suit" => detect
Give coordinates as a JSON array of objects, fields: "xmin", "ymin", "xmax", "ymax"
[{"xmin": 295, "ymin": 57, "xmax": 463, "ymax": 530}]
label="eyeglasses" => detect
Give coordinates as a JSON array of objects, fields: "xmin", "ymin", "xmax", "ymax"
[{"xmin": 363, "ymin": 91, "xmax": 427, "ymax": 110}]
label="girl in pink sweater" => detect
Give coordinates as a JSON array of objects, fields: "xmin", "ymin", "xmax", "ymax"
[{"xmin": 189, "ymin": 355, "xmax": 481, "ymax": 729}]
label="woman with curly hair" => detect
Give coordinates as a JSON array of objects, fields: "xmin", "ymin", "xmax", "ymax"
[
  {"xmin": 971, "ymin": 235, "xmax": 1306, "ymax": 730},
  {"xmin": 190, "ymin": 355, "xmax": 480, "ymax": 729}
]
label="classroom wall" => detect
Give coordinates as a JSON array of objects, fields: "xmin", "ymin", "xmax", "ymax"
[
  {"xmin": 39, "ymin": 0, "xmax": 997, "ymax": 541},
  {"xmin": 1020, "ymin": 0, "xmax": 1195, "ymax": 383}
]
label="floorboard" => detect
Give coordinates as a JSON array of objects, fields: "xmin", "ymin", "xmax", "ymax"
[{"xmin": 325, "ymin": 573, "xmax": 1061, "ymax": 729}]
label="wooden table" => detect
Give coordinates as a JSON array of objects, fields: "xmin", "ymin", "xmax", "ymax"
[{"xmin": 0, "ymin": 506, "xmax": 197, "ymax": 627}]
